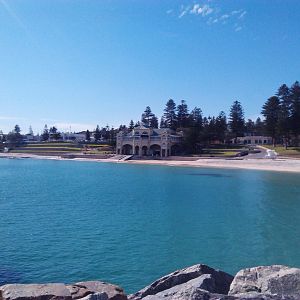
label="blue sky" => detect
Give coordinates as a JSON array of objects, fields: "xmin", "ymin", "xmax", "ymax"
[{"xmin": 0, "ymin": 0, "xmax": 300, "ymax": 133}]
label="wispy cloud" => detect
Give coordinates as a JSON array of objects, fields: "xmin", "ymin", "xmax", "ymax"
[
  {"xmin": 169, "ymin": 2, "xmax": 247, "ymax": 32},
  {"xmin": 0, "ymin": 0, "xmax": 26, "ymax": 30},
  {"xmin": 239, "ymin": 11, "xmax": 247, "ymax": 19},
  {"xmin": 0, "ymin": 0, "xmax": 35, "ymax": 41},
  {"xmin": 179, "ymin": 9, "xmax": 188, "ymax": 19},
  {"xmin": 231, "ymin": 10, "xmax": 243, "ymax": 15},
  {"xmin": 190, "ymin": 4, "xmax": 214, "ymax": 16},
  {"xmin": 178, "ymin": 3, "xmax": 214, "ymax": 19},
  {"xmin": 220, "ymin": 14, "xmax": 229, "ymax": 20}
]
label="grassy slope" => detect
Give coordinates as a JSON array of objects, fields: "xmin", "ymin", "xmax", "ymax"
[{"xmin": 11, "ymin": 142, "xmax": 114, "ymax": 155}]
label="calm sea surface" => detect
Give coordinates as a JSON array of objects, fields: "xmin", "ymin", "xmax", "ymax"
[{"xmin": 0, "ymin": 158, "xmax": 300, "ymax": 293}]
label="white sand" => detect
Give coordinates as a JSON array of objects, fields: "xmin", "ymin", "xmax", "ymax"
[
  {"xmin": 123, "ymin": 157, "xmax": 300, "ymax": 173},
  {"xmin": 1, "ymin": 153, "xmax": 300, "ymax": 173}
]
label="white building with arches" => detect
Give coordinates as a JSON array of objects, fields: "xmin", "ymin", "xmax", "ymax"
[{"xmin": 116, "ymin": 125, "xmax": 183, "ymax": 157}]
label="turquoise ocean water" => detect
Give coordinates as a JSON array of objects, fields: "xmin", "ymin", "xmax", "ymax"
[{"xmin": 0, "ymin": 158, "xmax": 300, "ymax": 293}]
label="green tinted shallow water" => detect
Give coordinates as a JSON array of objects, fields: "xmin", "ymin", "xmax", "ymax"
[{"xmin": 0, "ymin": 158, "xmax": 300, "ymax": 293}]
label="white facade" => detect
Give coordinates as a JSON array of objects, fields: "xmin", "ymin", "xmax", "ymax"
[
  {"xmin": 236, "ymin": 135, "xmax": 273, "ymax": 145},
  {"xmin": 116, "ymin": 126, "xmax": 182, "ymax": 157}
]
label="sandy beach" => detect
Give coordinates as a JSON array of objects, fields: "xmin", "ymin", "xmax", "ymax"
[
  {"xmin": 124, "ymin": 157, "xmax": 300, "ymax": 173},
  {"xmin": 1, "ymin": 152, "xmax": 300, "ymax": 173}
]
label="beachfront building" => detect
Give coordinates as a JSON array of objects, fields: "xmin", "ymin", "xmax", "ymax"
[
  {"xmin": 234, "ymin": 135, "xmax": 273, "ymax": 145},
  {"xmin": 116, "ymin": 125, "xmax": 183, "ymax": 157},
  {"xmin": 61, "ymin": 132, "xmax": 87, "ymax": 142}
]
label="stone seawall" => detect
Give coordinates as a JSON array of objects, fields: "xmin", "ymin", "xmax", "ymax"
[{"xmin": 1, "ymin": 264, "xmax": 300, "ymax": 300}]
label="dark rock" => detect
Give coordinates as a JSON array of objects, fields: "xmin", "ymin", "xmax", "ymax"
[
  {"xmin": 75, "ymin": 282, "xmax": 127, "ymax": 300},
  {"xmin": 129, "ymin": 264, "xmax": 233, "ymax": 300},
  {"xmin": 233, "ymin": 293, "xmax": 297, "ymax": 299},
  {"xmin": 78, "ymin": 293, "xmax": 109, "ymax": 300},
  {"xmin": 66, "ymin": 284, "xmax": 92, "ymax": 299},
  {"xmin": 229, "ymin": 265, "xmax": 300, "ymax": 297},
  {"xmin": 143, "ymin": 289, "xmax": 297, "ymax": 300},
  {"xmin": 140, "ymin": 275, "xmax": 237, "ymax": 299},
  {"xmin": 0, "ymin": 283, "xmax": 72, "ymax": 300}
]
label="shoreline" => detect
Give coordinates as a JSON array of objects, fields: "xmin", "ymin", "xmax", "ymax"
[{"xmin": 1, "ymin": 152, "xmax": 300, "ymax": 173}]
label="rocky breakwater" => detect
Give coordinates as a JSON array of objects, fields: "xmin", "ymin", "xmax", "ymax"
[
  {"xmin": 1, "ymin": 264, "xmax": 300, "ymax": 300},
  {"xmin": 0, "ymin": 281, "xmax": 127, "ymax": 300}
]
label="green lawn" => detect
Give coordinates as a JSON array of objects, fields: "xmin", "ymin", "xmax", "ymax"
[
  {"xmin": 20, "ymin": 146, "xmax": 82, "ymax": 150},
  {"xmin": 11, "ymin": 149, "xmax": 81, "ymax": 153},
  {"xmin": 84, "ymin": 144, "xmax": 111, "ymax": 148},
  {"xmin": 10, "ymin": 142, "xmax": 83, "ymax": 154},
  {"xmin": 201, "ymin": 152, "xmax": 237, "ymax": 157},
  {"xmin": 27, "ymin": 143, "xmax": 76, "ymax": 146},
  {"xmin": 9, "ymin": 142, "xmax": 114, "ymax": 155},
  {"xmin": 200, "ymin": 149, "xmax": 241, "ymax": 157},
  {"xmin": 84, "ymin": 150, "xmax": 113, "ymax": 154}
]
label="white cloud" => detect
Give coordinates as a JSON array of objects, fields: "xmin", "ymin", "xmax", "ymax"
[
  {"xmin": 179, "ymin": 10, "xmax": 187, "ymax": 18},
  {"xmin": 220, "ymin": 14, "xmax": 229, "ymax": 20},
  {"xmin": 239, "ymin": 11, "xmax": 247, "ymax": 19},
  {"xmin": 231, "ymin": 10, "xmax": 242, "ymax": 15},
  {"xmin": 172, "ymin": 2, "xmax": 247, "ymax": 32},
  {"xmin": 190, "ymin": 4, "xmax": 214, "ymax": 16},
  {"xmin": 166, "ymin": 9, "xmax": 173, "ymax": 15},
  {"xmin": 190, "ymin": 4, "xmax": 200, "ymax": 14},
  {"xmin": 178, "ymin": 4, "xmax": 190, "ymax": 18}
]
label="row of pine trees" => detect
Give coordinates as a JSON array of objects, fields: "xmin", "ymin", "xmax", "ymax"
[
  {"xmin": 123, "ymin": 81, "xmax": 300, "ymax": 147},
  {"xmin": 2, "ymin": 81, "xmax": 300, "ymax": 149}
]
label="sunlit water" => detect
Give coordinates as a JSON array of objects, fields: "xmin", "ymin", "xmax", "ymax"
[{"xmin": 0, "ymin": 158, "xmax": 300, "ymax": 293}]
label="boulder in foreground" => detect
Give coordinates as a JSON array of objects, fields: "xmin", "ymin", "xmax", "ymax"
[
  {"xmin": 2, "ymin": 264, "xmax": 300, "ymax": 300},
  {"xmin": 72, "ymin": 281, "xmax": 126, "ymax": 300},
  {"xmin": 0, "ymin": 282, "xmax": 127, "ymax": 300},
  {"xmin": 229, "ymin": 265, "xmax": 300, "ymax": 297},
  {"xmin": 129, "ymin": 264, "xmax": 234, "ymax": 299},
  {"xmin": 0, "ymin": 283, "xmax": 72, "ymax": 300}
]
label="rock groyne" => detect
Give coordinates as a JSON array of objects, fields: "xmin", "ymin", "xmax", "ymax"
[{"xmin": 1, "ymin": 264, "xmax": 300, "ymax": 300}]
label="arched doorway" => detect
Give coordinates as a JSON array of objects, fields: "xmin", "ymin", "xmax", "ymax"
[
  {"xmin": 150, "ymin": 144, "xmax": 161, "ymax": 157},
  {"xmin": 142, "ymin": 146, "xmax": 148, "ymax": 156},
  {"xmin": 135, "ymin": 145, "xmax": 139, "ymax": 155},
  {"xmin": 122, "ymin": 144, "xmax": 133, "ymax": 155}
]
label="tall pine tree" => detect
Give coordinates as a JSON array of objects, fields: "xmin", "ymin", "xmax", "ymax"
[
  {"xmin": 163, "ymin": 99, "xmax": 177, "ymax": 129},
  {"xmin": 290, "ymin": 81, "xmax": 300, "ymax": 141},
  {"xmin": 261, "ymin": 96, "xmax": 281, "ymax": 146},
  {"xmin": 277, "ymin": 84, "xmax": 291, "ymax": 145},
  {"xmin": 177, "ymin": 100, "xmax": 189, "ymax": 128},
  {"xmin": 229, "ymin": 101, "xmax": 245, "ymax": 139},
  {"xmin": 141, "ymin": 106, "xmax": 154, "ymax": 127}
]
